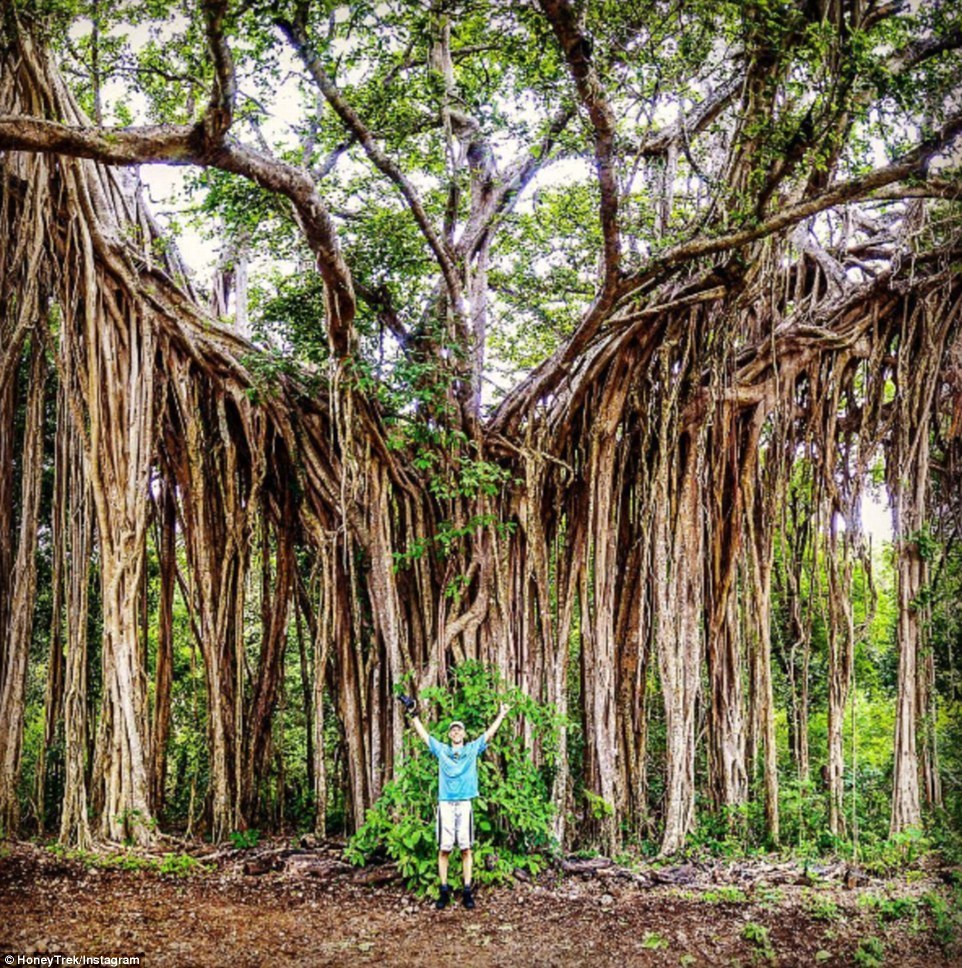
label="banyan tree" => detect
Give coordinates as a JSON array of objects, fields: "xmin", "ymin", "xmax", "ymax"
[{"xmin": 1, "ymin": 0, "xmax": 961, "ymax": 855}]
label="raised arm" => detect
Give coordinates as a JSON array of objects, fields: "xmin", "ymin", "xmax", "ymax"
[
  {"xmin": 411, "ymin": 712, "xmax": 432, "ymax": 747},
  {"xmin": 399, "ymin": 694, "xmax": 432, "ymax": 747},
  {"xmin": 483, "ymin": 703, "xmax": 510, "ymax": 744}
]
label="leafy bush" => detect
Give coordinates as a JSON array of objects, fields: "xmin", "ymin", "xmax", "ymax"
[
  {"xmin": 157, "ymin": 852, "xmax": 210, "ymax": 877},
  {"xmin": 702, "ymin": 886, "xmax": 749, "ymax": 905},
  {"xmin": 687, "ymin": 802, "xmax": 755, "ymax": 855},
  {"xmin": 860, "ymin": 827, "xmax": 933, "ymax": 874},
  {"xmin": 742, "ymin": 922, "xmax": 775, "ymax": 963},
  {"xmin": 229, "ymin": 829, "xmax": 261, "ymax": 849},
  {"xmin": 345, "ymin": 661, "xmax": 566, "ymax": 894},
  {"xmin": 853, "ymin": 935, "xmax": 885, "ymax": 967},
  {"xmin": 44, "ymin": 844, "xmax": 210, "ymax": 876},
  {"xmin": 858, "ymin": 893, "xmax": 919, "ymax": 924},
  {"xmin": 640, "ymin": 931, "xmax": 669, "ymax": 950},
  {"xmin": 923, "ymin": 880, "xmax": 962, "ymax": 955},
  {"xmin": 804, "ymin": 891, "xmax": 841, "ymax": 921}
]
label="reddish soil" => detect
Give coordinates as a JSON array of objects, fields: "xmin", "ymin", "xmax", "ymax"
[{"xmin": 0, "ymin": 841, "xmax": 957, "ymax": 967}]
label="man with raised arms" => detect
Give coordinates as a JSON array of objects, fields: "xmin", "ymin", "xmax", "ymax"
[{"xmin": 400, "ymin": 697, "xmax": 509, "ymax": 910}]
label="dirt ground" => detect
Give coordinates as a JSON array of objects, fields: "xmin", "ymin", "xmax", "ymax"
[{"xmin": 0, "ymin": 840, "xmax": 958, "ymax": 967}]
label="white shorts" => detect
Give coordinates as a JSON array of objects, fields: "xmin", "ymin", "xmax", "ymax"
[{"xmin": 436, "ymin": 799, "xmax": 474, "ymax": 851}]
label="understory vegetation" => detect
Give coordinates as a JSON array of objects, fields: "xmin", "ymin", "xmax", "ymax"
[{"xmin": 345, "ymin": 662, "xmax": 562, "ymax": 889}]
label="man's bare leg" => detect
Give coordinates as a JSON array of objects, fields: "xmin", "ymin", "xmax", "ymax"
[
  {"xmin": 436, "ymin": 850, "xmax": 453, "ymax": 909},
  {"xmin": 461, "ymin": 848, "xmax": 475, "ymax": 908}
]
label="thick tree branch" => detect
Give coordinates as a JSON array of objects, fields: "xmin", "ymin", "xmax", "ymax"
[
  {"xmin": 869, "ymin": 179, "xmax": 962, "ymax": 201},
  {"xmin": 200, "ymin": 0, "xmax": 236, "ymax": 144},
  {"xmin": 537, "ymin": 0, "xmax": 621, "ymax": 288},
  {"xmin": 889, "ymin": 24, "xmax": 962, "ymax": 74},
  {"xmin": 488, "ymin": 110, "xmax": 962, "ymax": 435},
  {"xmin": 0, "ymin": 115, "xmax": 357, "ymax": 356},
  {"xmin": 276, "ymin": 15, "xmax": 465, "ymax": 313},
  {"xmin": 455, "ymin": 103, "xmax": 574, "ymax": 260},
  {"xmin": 0, "ymin": 117, "xmax": 198, "ymax": 162},
  {"xmin": 633, "ymin": 76, "xmax": 741, "ymax": 160},
  {"xmin": 617, "ymin": 109, "xmax": 962, "ymax": 300}
]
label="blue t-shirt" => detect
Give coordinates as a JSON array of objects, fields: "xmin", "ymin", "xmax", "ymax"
[{"xmin": 427, "ymin": 735, "xmax": 488, "ymax": 801}]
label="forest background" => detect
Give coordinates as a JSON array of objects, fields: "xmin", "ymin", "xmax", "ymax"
[{"xmin": 1, "ymin": 0, "xmax": 962, "ymax": 889}]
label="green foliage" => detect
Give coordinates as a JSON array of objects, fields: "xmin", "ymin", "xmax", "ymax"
[
  {"xmin": 755, "ymin": 886, "xmax": 786, "ymax": 910},
  {"xmin": 742, "ymin": 921, "xmax": 776, "ymax": 963},
  {"xmin": 392, "ymin": 514, "xmax": 517, "ymax": 573},
  {"xmin": 923, "ymin": 881, "xmax": 962, "ymax": 955},
  {"xmin": 248, "ymin": 273, "xmax": 330, "ymax": 370},
  {"xmin": 229, "ymin": 829, "xmax": 261, "ymax": 850},
  {"xmin": 803, "ymin": 891, "xmax": 840, "ymax": 922},
  {"xmin": 640, "ymin": 931, "xmax": 669, "ymax": 950},
  {"xmin": 240, "ymin": 350, "xmax": 303, "ymax": 405},
  {"xmin": 115, "ymin": 808, "xmax": 159, "ymax": 844},
  {"xmin": 488, "ymin": 183, "xmax": 601, "ymax": 377},
  {"xmin": 858, "ymin": 892, "xmax": 919, "ymax": 924},
  {"xmin": 702, "ymin": 886, "xmax": 749, "ymax": 905},
  {"xmin": 906, "ymin": 525, "xmax": 940, "ymax": 563},
  {"xmin": 157, "ymin": 852, "xmax": 210, "ymax": 877},
  {"xmin": 853, "ymin": 935, "xmax": 885, "ymax": 967},
  {"xmin": 860, "ymin": 827, "xmax": 932, "ymax": 874},
  {"xmin": 688, "ymin": 802, "xmax": 768, "ymax": 856},
  {"xmin": 583, "ymin": 790, "xmax": 614, "ymax": 821},
  {"xmin": 44, "ymin": 843, "xmax": 211, "ymax": 877},
  {"xmin": 345, "ymin": 661, "xmax": 565, "ymax": 895}
]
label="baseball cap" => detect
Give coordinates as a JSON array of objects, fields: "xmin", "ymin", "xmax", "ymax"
[{"xmin": 449, "ymin": 720, "xmax": 465, "ymax": 731}]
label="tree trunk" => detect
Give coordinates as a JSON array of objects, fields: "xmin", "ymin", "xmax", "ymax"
[
  {"xmin": 59, "ymin": 403, "xmax": 94, "ymax": 849},
  {"xmin": 149, "ymin": 481, "xmax": 176, "ymax": 816},
  {"xmin": 887, "ymin": 295, "xmax": 953, "ymax": 836},
  {"xmin": 0, "ymin": 342, "xmax": 47, "ymax": 835},
  {"xmin": 705, "ymin": 405, "xmax": 748, "ymax": 819},
  {"xmin": 824, "ymin": 506, "xmax": 855, "ymax": 837},
  {"xmin": 744, "ymin": 424, "xmax": 782, "ymax": 846},
  {"xmin": 890, "ymin": 515, "xmax": 924, "ymax": 834},
  {"xmin": 655, "ymin": 434, "xmax": 704, "ymax": 856},
  {"xmin": 918, "ymin": 627, "xmax": 942, "ymax": 810},
  {"xmin": 37, "ymin": 395, "xmax": 68, "ymax": 833},
  {"xmin": 707, "ymin": 591, "xmax": 747, "ymax": 816},
  {"xmin": 163, "ymin": 373, "xmax": 256, "ymax": 841},
  {"xmin": 243, "ymin": 507, "xmax": 294, "ymax": 822},
  {"xmin": 580, "ymin": 357, "xmax": 634, "ymax": 853}
]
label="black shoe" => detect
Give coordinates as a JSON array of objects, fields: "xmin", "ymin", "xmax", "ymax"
[
  {"xmin": 435, "ymin": 885, "xmax": 452, "ymax": 910},
  {"xmin": 462, "ymin": 885, "xmax": 475, "ymax": 910}
]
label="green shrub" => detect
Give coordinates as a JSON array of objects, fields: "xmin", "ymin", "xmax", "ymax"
[
  {"xmin": 229, "ymin": 829, "xmax": 261, "ymax": 849},
  {"xmin": 157, "ymin": 852, "xmax": 210, "ymax": 877},
  {"xmin": 640, "ymin": 931, "xmax": 669, "ymax": 950},
  {"xmin": 858, "ymin": 893, "xmax": 918, "ymax": 924},
  {"xmin": 702, "ymin": 886, "xmax": 749, "ymax": 904},
  {"xmin": 859, "ymin": 827, "xmax": 933, "ymax": 874},
  {"xmin": 345, "ymin": 661, "xmax": 566, "ymax": 894},
  {"xmin": 923, "ymin": 884, "xmax": 962, "ymax": 954},
  {"xmin": 755, "ymin": 886, "xmax": 785, "ymax": 909},
  {"xmin": 44, "ymin": 844, "xmax": 210, "ymax": 876},
  {"xmin": 853, "ymin": 935, "xmax": 885, "ymax": 967},
  {"xmin": 742, "ymin": 921, "xmax": 775, "ymax": 963},
  {"xmin": 804, "ymin": 891, "xmax": 841, "ymax": 922}
]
